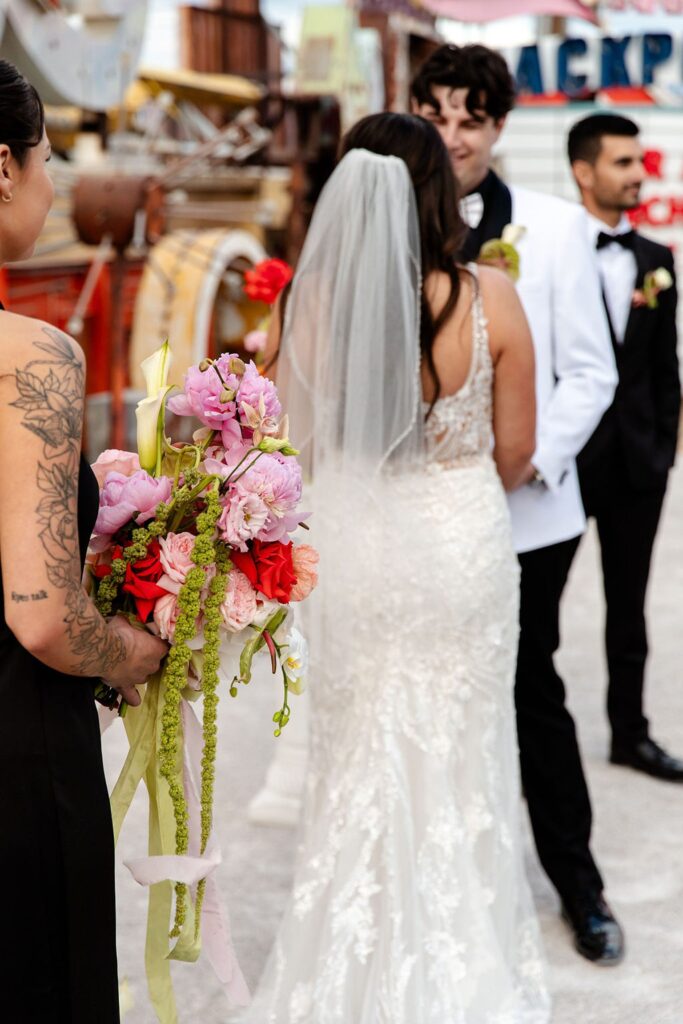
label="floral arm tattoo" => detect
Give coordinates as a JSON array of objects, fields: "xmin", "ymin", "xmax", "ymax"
[{"xmin": 10, "ymin": 327, "xmax": 126, "ymax": 676}]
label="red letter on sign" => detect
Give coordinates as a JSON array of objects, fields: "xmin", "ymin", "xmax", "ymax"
[
  {"xmin": 643, "ymin": 149, "xmax": 664, "ymax": 179},
  {"xmin": 667, "ymin": 195, "xmax": 683, "ymax": 223}
]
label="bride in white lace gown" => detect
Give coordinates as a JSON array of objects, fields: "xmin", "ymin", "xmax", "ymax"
[{"xmin": 243, "ymin": 114, "xmax": 551, "ymax": 1023}]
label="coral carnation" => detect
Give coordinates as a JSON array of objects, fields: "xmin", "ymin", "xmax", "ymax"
[{"xmin": 290, "ymin": 545, "xmax": 319, "ymax": 602}]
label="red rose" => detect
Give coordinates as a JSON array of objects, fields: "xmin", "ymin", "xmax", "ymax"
[
  {"xmin": 92, "ymin": 544, "xmax": 123, "ymax": 579},
  {"xmin": 121, "ymin": 539, "xmax": 170, "ymax": 623},
  {"xmin": 231, "ymin": 540, "xmax": 297, "ymax": 603},
  {"xmin": 243, "ymin": 259, "xmax": 293, "ymax": 305}
]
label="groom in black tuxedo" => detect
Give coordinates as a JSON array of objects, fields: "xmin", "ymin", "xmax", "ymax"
[{"xmin": 569, "ymin": 113, "xmax": 683, "ymax": 781}]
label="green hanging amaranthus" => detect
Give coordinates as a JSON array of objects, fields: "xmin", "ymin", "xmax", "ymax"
[{"xmin": 157, "ymin": 485, "xmax": 223, "ymax": 938}]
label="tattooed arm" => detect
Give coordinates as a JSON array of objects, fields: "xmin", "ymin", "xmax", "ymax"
[{"xmin": 0, "ymin": 315, "xmax": 166, "ymax": 695}]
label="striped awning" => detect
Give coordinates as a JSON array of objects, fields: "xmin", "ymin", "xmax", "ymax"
[{"xmin": 417, "ymin": 0, "xmax": 598, "ymax": 22}]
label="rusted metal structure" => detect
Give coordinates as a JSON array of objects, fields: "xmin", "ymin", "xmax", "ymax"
[
  {"xmin": 0, "ymin": 1, "xmax": 342, "ymax": 454},
  {"xmin": 358, "ymin": 0, "xmax": 440, "ymax": 111},
  {"xmin": 180, "ymin": 0, "xmax": 282, "ymax": 89},
  {"xmin": 70, "ymin": 175, "xmax": 166, "ymax": 447},
  {"xmin": 260, "ymin": 93, "xmax": 341, "ymax": 263},
  {"xmin": 181, "ymin": 1, "xmax": 343, "ymax": 264}
]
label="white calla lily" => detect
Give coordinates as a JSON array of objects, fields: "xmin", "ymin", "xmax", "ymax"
[
  {"xmin": 141, "ymin": 340, "xmax": 172, "ymax": 397},
  {"xmin": 135, "ymin": 341, "xmax": 174, "ymax": 476},
  {"xmin": 501, "ymin": 224, "xmax": 527, "ymax": 247}
]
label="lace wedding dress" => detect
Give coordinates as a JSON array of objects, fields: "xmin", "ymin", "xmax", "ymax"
[{"xmin": 242, "ymin": 274, "xmax": 551, "ymax": 1024}]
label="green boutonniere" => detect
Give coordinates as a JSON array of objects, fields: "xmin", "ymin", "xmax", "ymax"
[{"xmin": 477, "ymin": 224, "xmax": 526, "ymax": 282}]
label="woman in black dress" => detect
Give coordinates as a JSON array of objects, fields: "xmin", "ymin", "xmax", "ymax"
[{"xmin": 0, "ymin": 61, "xmax": 167, "ymax": 1022}]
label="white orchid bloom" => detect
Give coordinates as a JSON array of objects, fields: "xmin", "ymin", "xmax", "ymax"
[
  {"xmin": 281, "ymin": 626, "xmax": 309, "ymax": 695},
  {"xmin": 135, "ymin": 340, "xmax": 174, "ymax": 476}
]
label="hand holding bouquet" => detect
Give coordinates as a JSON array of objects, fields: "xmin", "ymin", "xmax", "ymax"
[{"xmin": 90, "ymin": 342, "xmax": 316, "ymax": 1019}]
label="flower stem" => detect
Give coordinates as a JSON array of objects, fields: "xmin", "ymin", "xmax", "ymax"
[{"xmin": 227, "ymin": 451, "xmax": 265, "ymax": 487}]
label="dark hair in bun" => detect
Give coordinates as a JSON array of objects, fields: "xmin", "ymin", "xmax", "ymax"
[{"xmin": 0, "ymin": 59, "xmax": 45, "ymax": 167}]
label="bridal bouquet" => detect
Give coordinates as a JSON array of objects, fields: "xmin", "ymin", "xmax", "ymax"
[{"xmin": 90, "ymin": 341, "xmax": 316, "ymax": 1019}]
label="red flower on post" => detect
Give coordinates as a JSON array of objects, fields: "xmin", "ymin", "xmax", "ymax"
[
  {"xmin": 231, "ymin": 540, "xmax": 297, "ymax": 603},
  {"xmin": 243, "ymin": 259, "xmax": 293, "ymax": 305}
]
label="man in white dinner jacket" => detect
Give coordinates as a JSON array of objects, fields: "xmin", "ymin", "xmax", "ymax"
[{"xmin": 412, "ymin": 44, "xmax": 623, "ymax": 965}]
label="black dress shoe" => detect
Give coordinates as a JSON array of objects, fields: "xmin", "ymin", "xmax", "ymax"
[
  {"xmin": 561, "ymin": 893, "xmax": 624, "ymax": 965},
  {"xmin": 610, "ymin": 738, "xmax": 683, "ymax": 781}
]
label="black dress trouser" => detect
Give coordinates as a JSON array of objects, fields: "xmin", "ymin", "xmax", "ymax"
[
  {"xmin": 579, "ymin": 461, "xmax": 667, "ymax": 750},
  {"xmin": 516, "ymin": 538, "xmax": 603, "ymax": 904}
]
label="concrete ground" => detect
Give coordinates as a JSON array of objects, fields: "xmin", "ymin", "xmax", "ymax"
[{"xmin": 104, "ymin": 465, "xmax": 683, "ymax": 1024}]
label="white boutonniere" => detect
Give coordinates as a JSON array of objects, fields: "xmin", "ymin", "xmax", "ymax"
[
  {"xmin": 478, "ymin": 224, "xmax": 526, "ymax": 282},
  {"xmin": 632, "ymin": 267, "xmax": 673, "ymax": 310}
]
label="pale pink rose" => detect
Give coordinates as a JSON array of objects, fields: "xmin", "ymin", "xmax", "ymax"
[
  {"xmin": 158, "ymin": 532, "xmax": 196, "ymax": 589},
  {"xmin": 91, "ymin": 449, "xmax": 140, "ymax": 488},
  {"xmin": 290, "ymin": 544, "xmax": 319, "ymax": 602},
  {"xmin": 220, "ymin": 568, "xmax": 257, "ymax": 632},
  {"xmin": 217, "ymin": 486, "xmax": 269, "ymax": 552},
  {"xmin": 243, "ymin": 330, "xmax": 267, "ymax": 354},
  {"xmin": 94, "ymin": 471, "xmax": 172, "ymax": 537},
  {"xmin": 153, "ymin": 592, "xmax": 180, "ymax": 641},
  {"xmin": 157, "ymin": 559, "xmax": 216, "ymax": 602}
]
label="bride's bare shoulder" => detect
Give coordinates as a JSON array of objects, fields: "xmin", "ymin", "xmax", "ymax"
[
  {"xmin": 475, "ymin": 266, "xmax": 531, "ymax": 360},
  {"xmin": 474, "ymin": 264, "xmax": 519, "ymax": 303},
  {"xmin": 424, "ymin": 266, "xmax": 478, "ymax": 313},
  {"xmin": 0, "ymin": 312, "xmax": 84, "ymax": 374}
]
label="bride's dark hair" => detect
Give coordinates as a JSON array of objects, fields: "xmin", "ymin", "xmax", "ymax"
[{"xmin": 340, "ymin": 111, "xmax": 467, "ymax": 411}]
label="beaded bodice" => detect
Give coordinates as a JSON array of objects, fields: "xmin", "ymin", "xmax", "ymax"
[{"xmin": 423, "ymin": 267, "xmax": 493, "ymax": 468}]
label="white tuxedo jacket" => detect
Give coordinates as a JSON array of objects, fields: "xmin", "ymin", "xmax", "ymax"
[{"xmin": 506, "ymin": 186, "xmax": 618, "ymax": 553}]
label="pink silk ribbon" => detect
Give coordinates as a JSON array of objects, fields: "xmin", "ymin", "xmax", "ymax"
[{"xmin": 99, "ymin": 697, "xmax": 251, "ymax": 1011}]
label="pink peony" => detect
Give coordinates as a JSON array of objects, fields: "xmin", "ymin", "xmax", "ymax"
[
  {"xmin": 236, "ymin": 362, "xmax": 281, "ymax": 423},
  {"xmin": 220, "ymin": 568, "xmax": 258, "ymax": 632},
  {"xmin": 217, "ymin": 486, "xmax": 269, "ymax": 552},
  {"xmin": 220, "ymin": 416, "xmax": 244, "ymax": 453},
  {"xmin": 91, "ymin": 449, "xmax": 140, "ymax": 488},
  {"xmin": 168, "ymin": 353, "xmax": 241, "ymax": 430},
  {"xmin": 290, "ymin": 544, "xmax": 319, "ymax": 602},
  {"xmin": 153, "ymin": 592, "xmax": 180, "ymax": 641},
  {"xmin": 205, "ymin": 449, "xmax": 306, "ymax": 543},
  {"xmin": 158, "ymin": 532, "xmax": 196, "ymax": 590},
  {"xmin": 94, "ymin": 471, "xmax": 172, "ymax": 537},
  {"xmin": 239, "ymin": 453, "xmax": 304, "ymax": 543},
  {"xmin": 204, "ymin": 445, "xmax": 260, "ymax": 481}
]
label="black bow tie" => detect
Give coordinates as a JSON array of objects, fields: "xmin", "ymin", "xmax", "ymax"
[{"xmin": 596, "ymin": 229, "xmax": 637, "ymax": 252}]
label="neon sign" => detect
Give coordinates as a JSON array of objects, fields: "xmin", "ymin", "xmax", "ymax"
[{"xmin": 508, "ymin": 32, "xmax": 683, "ymax": 96}]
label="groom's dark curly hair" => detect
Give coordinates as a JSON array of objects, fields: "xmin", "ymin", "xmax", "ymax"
[{"xmin": 411, "ymin": 44, "xmax": 516, "ymax": 122}]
